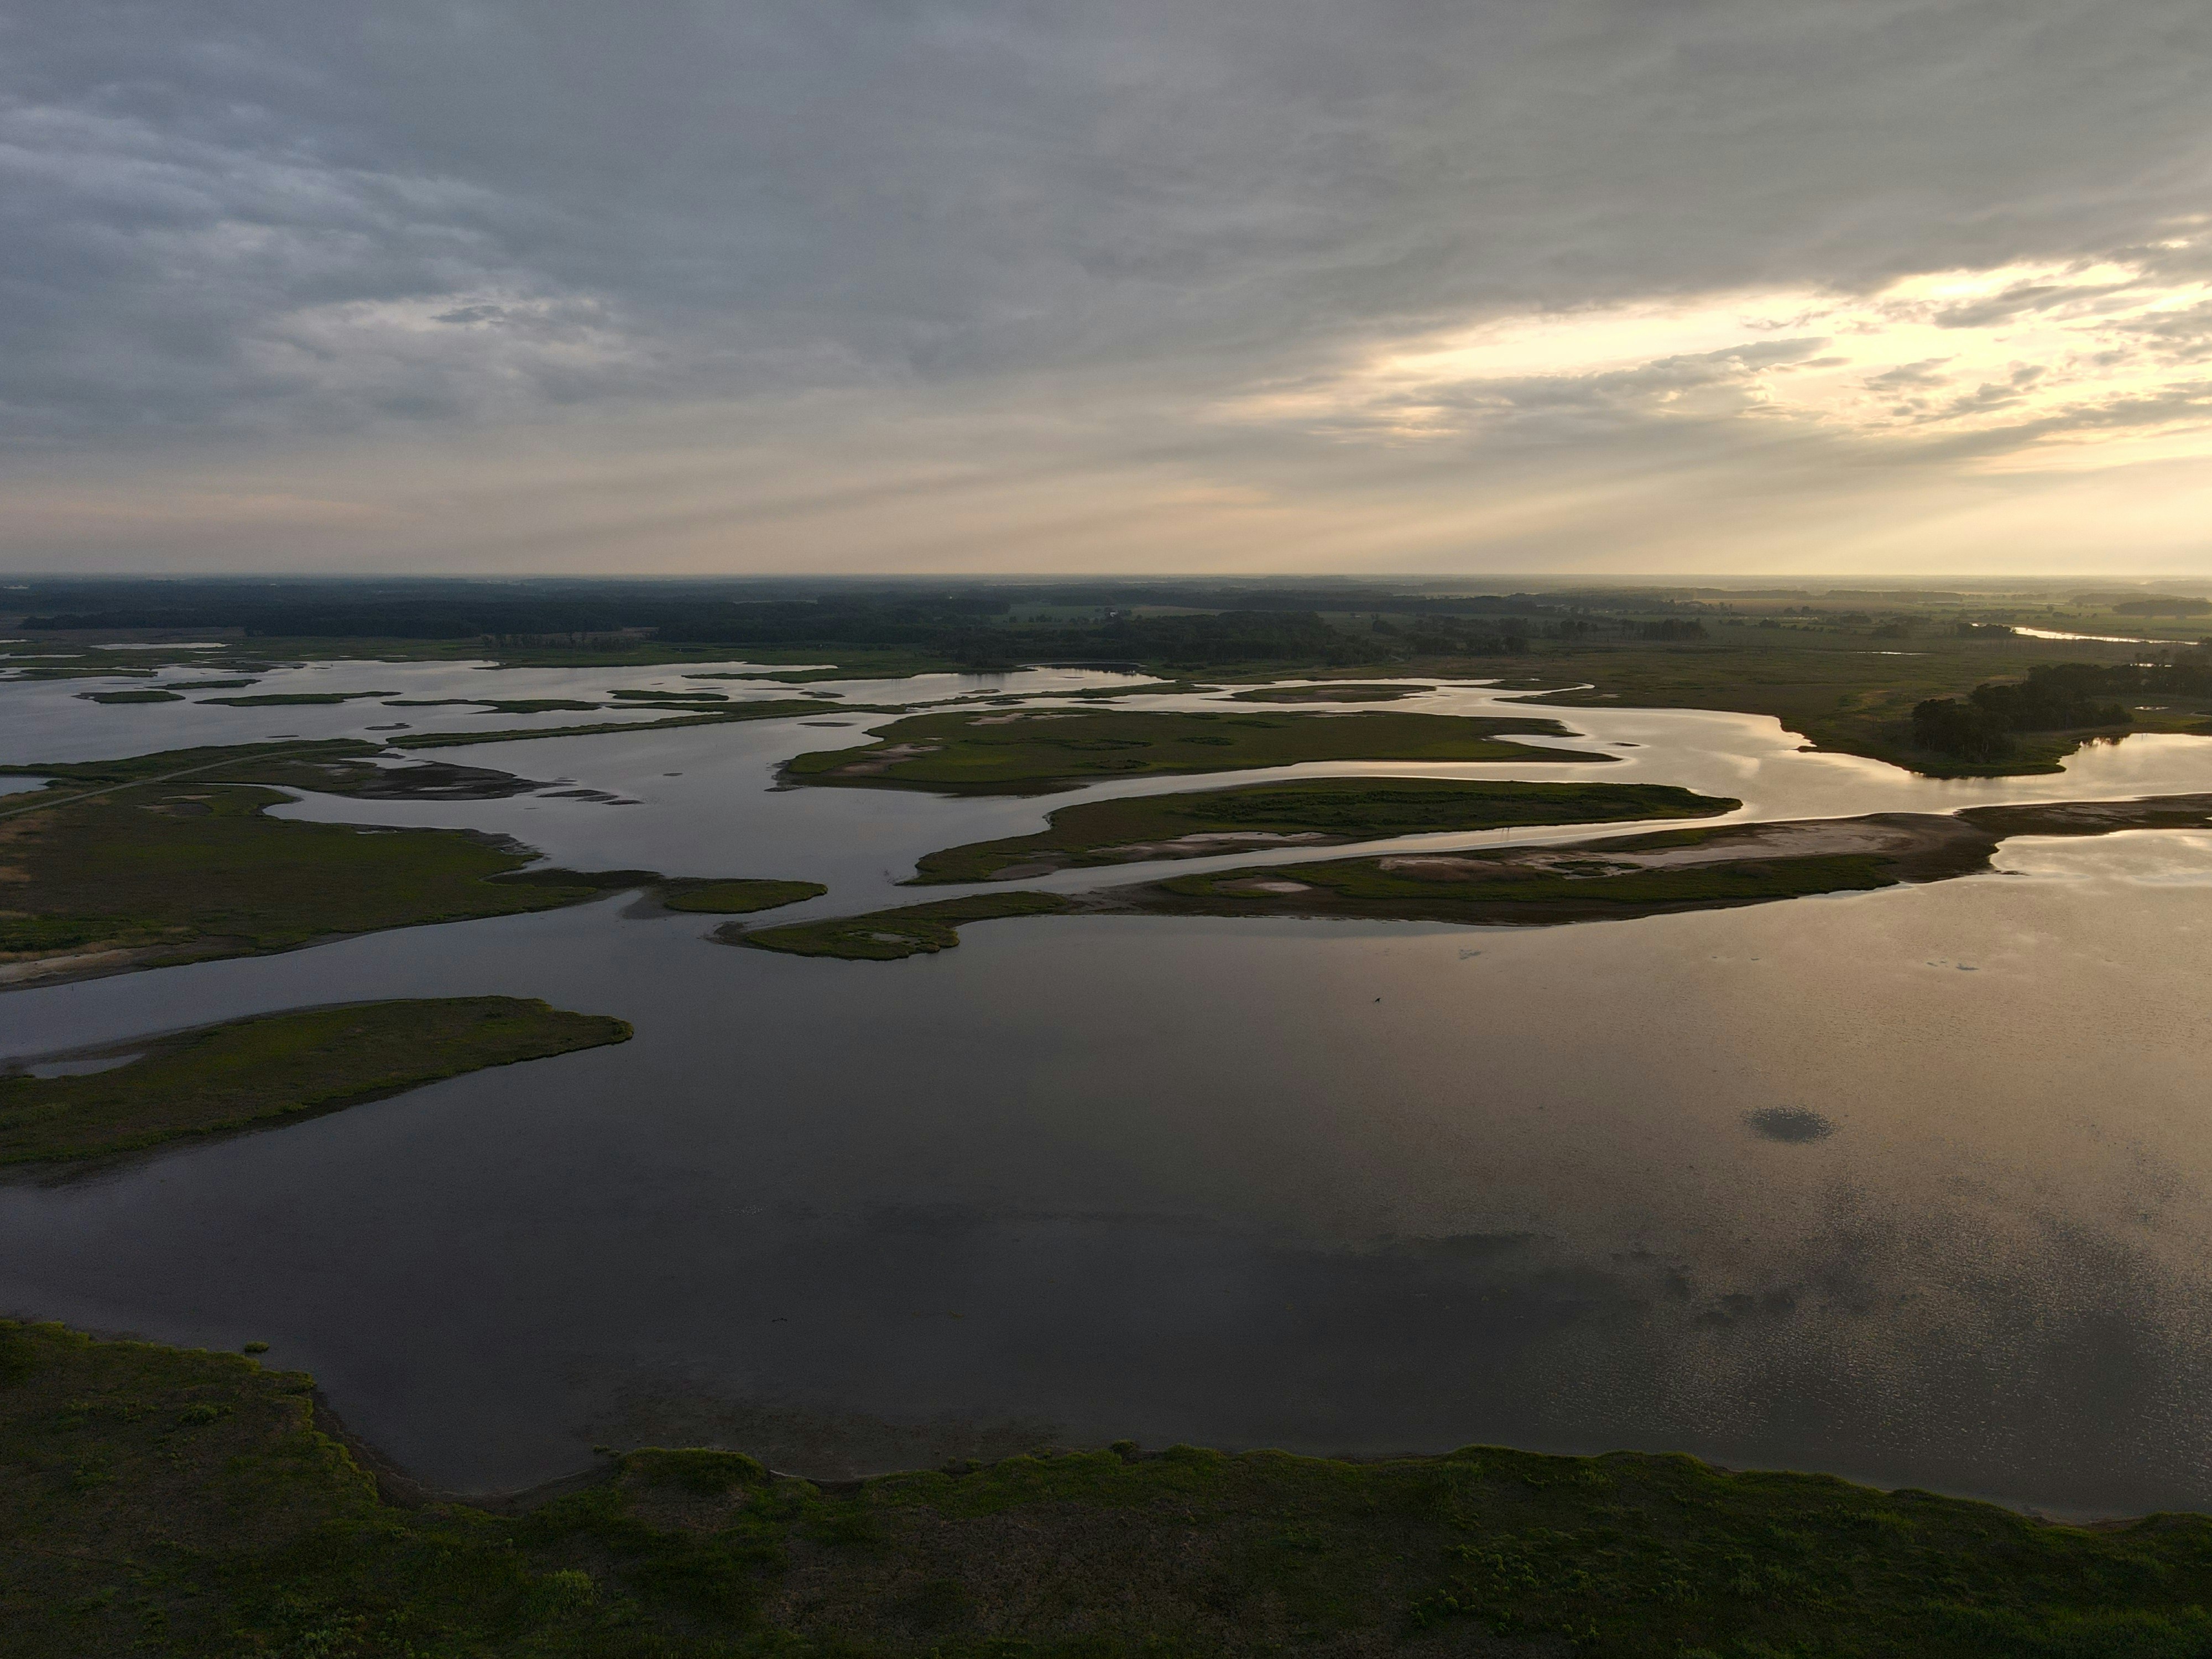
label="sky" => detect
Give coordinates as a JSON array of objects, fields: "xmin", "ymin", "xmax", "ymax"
[{"xmin": 5, "ymin": 1, "xmax": 2212, "ymax": 577}]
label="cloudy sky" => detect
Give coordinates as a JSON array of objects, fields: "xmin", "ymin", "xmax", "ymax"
[{"xmin": 6, "ymin": 1, "xmax": 2212, "ymax": 576}]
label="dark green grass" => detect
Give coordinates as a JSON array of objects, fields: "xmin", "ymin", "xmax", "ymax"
[
  {"xmin": 0, "ymin": 739, "xmax": 382, "ymax": 789},
  {"xmin": 1155, "ymin": 847, "xmax": 1904, "ymax": 922},
  {"xmin": 10, "ymin": 1321, "xmax": 2212, "ymax": 1657},
  {"xmin": 75, "ymin": 688, "xmax": 181, "ymax": 705},
  {"xmin": 0, "ymin": 780, "xmax": 607, "ymax": 970},
  {"xmin": 0, "ymin": 999, "xmax": 629, "ymax": 1165},
  {"xmin": 660, "ymin": 879, "xmax": 829, "ymax": 915},
  {"xmin": 733, "ymin": 893, "xmax": 1074, "ymax": 959},
  {"xmin": 0, "ymin": 742, "xmax": 830, "ymax": 977},
  {"xmin": 784, "ymin": 709, "xmax": 1607, "ymax": 796},
  {"xmin": 910, "ymin": 778, "xmax": 1738, "ymax": 883}
]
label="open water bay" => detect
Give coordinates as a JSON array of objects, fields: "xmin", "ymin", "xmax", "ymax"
[{"xmin": 6, "ymin": 666, "xmax": 2212, "ymax": 1515}]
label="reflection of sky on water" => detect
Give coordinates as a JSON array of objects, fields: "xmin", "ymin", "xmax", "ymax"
[{"xmin": 4, "ymin": 668, "xmax": 2212, "ymax": 1515}]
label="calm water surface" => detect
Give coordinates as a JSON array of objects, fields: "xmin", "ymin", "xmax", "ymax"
[{"xmin": 5, "ymin": 662, "xmax": 2212, "ymax": 1515}]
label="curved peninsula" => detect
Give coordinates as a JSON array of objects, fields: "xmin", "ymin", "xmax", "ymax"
[
  {"xmin": 908, "ymin": 778, "xmax": 1738, "ymax": 884},
  {"xmin": 781, "ymin": 708, "xmax": 1608, "ymax": 796},
  {"xmin": 1, "ymin": 998, "xmax": 629, "ymax": 1167},
  {"xmin": 731, "ymin": 794, "xmax": 2212, "ymax": 959}
]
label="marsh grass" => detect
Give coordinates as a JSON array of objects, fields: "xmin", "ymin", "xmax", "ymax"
[
  {"xmin": 785, "ymin": 709, "xmax": 1609, "ymax": 796},
  {"xmin": 660, "ymin": 879, "xmax": 828, "ymax": 915},
  {"xmin": 733, "ymin": 893, "xmax": 1075, "ymax": 959},
  {"xmin": 0, "ymin": 999, "xmax": 630, "ymax": 1165},
  {"xmin": 9, "ymin": 1319, "xmax": 2212, "ymax": 1657},
  {"xmin": 910, "ymin": 778, "xmax": 1738, "ymax": 883}
]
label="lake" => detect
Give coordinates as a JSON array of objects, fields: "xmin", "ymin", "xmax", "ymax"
[{"xmin": 6, "ymin": 660, "xmax": 2212, "ymax": 1517}]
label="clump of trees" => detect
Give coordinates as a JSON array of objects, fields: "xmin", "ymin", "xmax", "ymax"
[{"xmin": 1913, "ymin": 662, "xmax": 2138, "ymax": 760}]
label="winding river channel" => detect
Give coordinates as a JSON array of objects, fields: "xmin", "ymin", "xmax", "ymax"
[{"xmin": 8, "ymin": 659, "xmax": 2212, "ymax": 1516}]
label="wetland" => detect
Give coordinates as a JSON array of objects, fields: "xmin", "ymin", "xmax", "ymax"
[{"xmin": 13, "ymin": 588, "xmax": 2212, "ymax": 1650}]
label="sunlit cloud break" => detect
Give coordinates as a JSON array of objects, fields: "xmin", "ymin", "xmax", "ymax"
[{"xmin": 1234, "ymin": 236, "xmax": 2212, "ymax": 470}]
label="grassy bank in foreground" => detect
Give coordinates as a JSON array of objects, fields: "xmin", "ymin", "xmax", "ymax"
[
  {"xmin": 8, "ymin": 1321, "xmax": 2212, "ymax": 1657},
  {"xmin": 909, "ymin": 779, "xmax": 1739, "ymax": 884},
  {"xmin": 0, "ymin": 742, "xmax": 825, "ymax": 983},
  {"xmin": 783, "ymin": 708, "xmax": 1606, "ymax": 795},
  {"xmin": 0, "ymin": 999, "xmax": 629, "ymax": 1166}
]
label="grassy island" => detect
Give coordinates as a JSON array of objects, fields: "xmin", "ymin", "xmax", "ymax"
[
  {"xmin": 732, "ymin": 892, "xmax": 1076, "ymax": 960},
  {"xmin": 0, "ymin": 742, "xmax": 825, "ymax": 983},
  {"xmin": 8, "ymin": 1320, "xmax": 2212, "ymax": 1657},
  {"xmin": 660, "ymin": 879, "xmax": 829, "ymax": 914},
  {"xmin": 0, "ymin": 999, "xmax": 629, "ymax": 1166},
  {"xmin": 782, "ymin": 709, "xmax": 1606, "ymax": 796},
  {"xmin": 1225, "ymin": 683, "xmax": 1429, "ymax": 702},
  {"xmin": 908, "ymin": 778, "xmax": 1739, "ymax": 883}
]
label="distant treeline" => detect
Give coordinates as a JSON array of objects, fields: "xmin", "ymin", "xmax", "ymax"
[
  {"xmin": 1908, "ymin": 661, "xmax": 2195, "ymax": 760},
  {"xmin": 8, "ymin": 580, "xmax": 1584, "ymax": 668}
]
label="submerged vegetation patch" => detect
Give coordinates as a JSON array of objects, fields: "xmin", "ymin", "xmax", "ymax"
[
  {"xmin": 11, "ymin": 1319, "xmax": 2212, "ymax": 1656},
  {"xmin": 784, "ymin": 708, "xmax": 1608, "ymax": 796},
  {"xmin": 1746, "ymin": 1106, "xmax": 1838, "ymax": 1142},
  {"xmin": 910, "ymin": 778, "xmax": 1739, "ymax": 884},
  {"xmin": 0, "ymin": 998, "xmax": 629, "ymax": 1166}
]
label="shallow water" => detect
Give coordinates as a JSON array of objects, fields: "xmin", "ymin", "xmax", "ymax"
[{"xmin": 6, "ymin": 664, "xmax": 2212, "ymax": 1515}]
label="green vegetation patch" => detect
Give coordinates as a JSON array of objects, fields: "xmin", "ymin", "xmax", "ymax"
[
  {"xmin": 196, "ymin": 691, "xmax": 398, "ymax": 706},
  {"xmin": 75, "ymin": 688, "xmax": 182, "ymax": 705},
  {"xmin": 910, "ymin": 778, "xmax": 1739, "ymax": 883},
  {"xmin": 11, "ymin": 1319, "xmax": 2212, "ymax": 1657},
  {"xmin": 380, "ymin": 698, "xmax": 606, "ymax": 713},
  {"xmin": 0, "ymin": 998, "xmax": 629, "ymax": 1165},
  {"xmin": 660, "ymin": 879, "xmax": 828, "ymax": 915},
  {"xmin": 1225, "ymin": 682, "xmax": 1427, "ymax": 702},
  {"xmin": 734, "ymin": 892, "xmax": 1074, "ymax": 960},
  {"xmin": 388, "ymin": 700, "xmax": 837, "ymax": 749},
  {"xmin": 785, "ymin": 708, "xmax": 1605, "ymax": 796},
  {"xmin": 1153, "ymin": 846, "xmax": 1903, "ymax": 924},
  {"xmin": 0, "ymin": 745, "xmax": 619, "ymax": 975}
]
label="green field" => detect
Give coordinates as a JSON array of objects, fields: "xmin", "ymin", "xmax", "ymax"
[
  {"xmin": 8, "ymin": 1320, "xmax": 2212, "ymax": 1657},
  {"xmin": 909, "ymin": 778, "xmax": 1739, "ymax": 883},
  {"xmin": 783, "ymin": 709, "xmax": 1606, "ymax": 796},
  {"xmin": 1, "ymin": 999, "xmax": 630, "ymax": 1166}
]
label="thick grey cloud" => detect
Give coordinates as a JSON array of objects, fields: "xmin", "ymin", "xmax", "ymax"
[{"xmin": 4, "ymin": 1, "xmax": 2211, "ymax": 569}]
